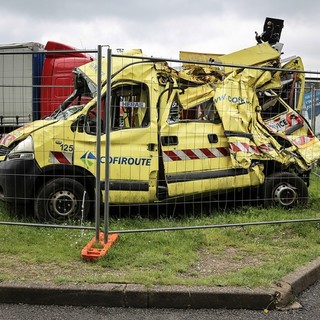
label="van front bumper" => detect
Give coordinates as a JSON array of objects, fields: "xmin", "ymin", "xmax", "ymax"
[{"xmin": 0, "ymin": 159, "xmax": 42, "ymax": 203}]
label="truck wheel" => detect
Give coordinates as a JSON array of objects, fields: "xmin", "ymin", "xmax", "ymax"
[
  {"xmin": 35, "ymin": 178, "xmax": 90, "ymax": 223},
  {"xmin": 261, "ymin": 172, "xmax": 308, "ymax": 208}
]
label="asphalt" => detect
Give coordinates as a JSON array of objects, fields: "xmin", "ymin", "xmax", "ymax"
[{"xmin": 0, "ymin": 257, "xmax": 319, "ymax": 310}]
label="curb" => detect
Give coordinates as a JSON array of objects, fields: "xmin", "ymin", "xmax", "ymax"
[
  {"xmin": 0, "ymin": 283, "xmax": 277, "ymax": 310},
  {"xmin": 0, "ymin": 257, "xmax": 319, "ymax": 310},
  {"xmin": 272, "ymin": 256, "xmax": 320, "ymax": 308}
]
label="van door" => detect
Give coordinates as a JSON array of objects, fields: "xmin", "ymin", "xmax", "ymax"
[
  {"xmin": 74, "ymin": 81, "xmax": 158, "ymax": 204},
  {"xmin": 160, "ymin": 95, "xmax": 255, "ymax": 198}
]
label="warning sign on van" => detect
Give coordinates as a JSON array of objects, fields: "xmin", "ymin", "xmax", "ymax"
[{"xmin": 266, "ymin": 118, "xmax": 289, "ymax": 132}]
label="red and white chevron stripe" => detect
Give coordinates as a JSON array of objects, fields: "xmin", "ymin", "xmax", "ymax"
[
  {"xmin": 0, "ymin": 134, "xmax": 15, "ymax": 147},
  {"xmin": 49, "ymin": 151, "xmax": 72, "ymax": 164},
  {"xmin": 163, "ymin": 147, "xmax": 229, "ymax": 162},
  {"xmin": 229, "ymin": 142, "xmax": 275, "ymax": 154},
  {"xmin": 229, "ymin": 142, "xmax": 262, "ymax": 154},
  {"xmin": 293, "ymin": 136, "xmax": 315, "ymax": 146}
]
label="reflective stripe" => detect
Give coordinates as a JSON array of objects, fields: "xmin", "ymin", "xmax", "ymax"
[
  {"xmin": 163, "ymin": 147, "xmax": 229, "ymax": 161},
  {"xmin": 229, "ymin": 142, "xmax": 274, "ymax": 154},
  {"xmin": 229, "ymin": 142, "xmax": 262, "ymax": 154},
  {"xmin": 293, "ymin": 136, "xmax": 315, "ymax": 146},
  {"xmin": 49, "ymin": 151, "xmax": 72, "ymax": 164}
]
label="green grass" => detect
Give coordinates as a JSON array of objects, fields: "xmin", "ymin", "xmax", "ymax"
[{"xmin": 0, "ymin": 171, "xmax": 320, "ymax": 288}]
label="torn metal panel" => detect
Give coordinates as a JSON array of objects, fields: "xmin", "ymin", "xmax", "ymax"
[
  {"xmin": 75, "ymin": 49, "xmax": 144, "ymax": 95},
  {"xmin": 212, "ymin": 61, "xmax": 320, "ymax": 170},
  {"xmin": 217, "ymin": 42, "xmax": 281, "ymax": 75},
  {"xmin": 178, "ymin": 84, "xmax": 215, "ymax": 109},
  {"xmin": 280, "ymin": 56, "xmax": 305, "ymax": 112}
]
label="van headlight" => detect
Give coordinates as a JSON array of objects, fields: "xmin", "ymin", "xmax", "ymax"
[{"xmin": 7, "ymin": 136, "xmax": 34, "ymax": 160}]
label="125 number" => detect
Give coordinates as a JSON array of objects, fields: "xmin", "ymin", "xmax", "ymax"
[{"xmin": 60, "ymin": 144, "xmax": 74, "ymax": 152}]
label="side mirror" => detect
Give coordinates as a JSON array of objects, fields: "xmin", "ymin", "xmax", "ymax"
[{"xmin": 71, "ymin": 115, "xmax": 86, "ymax": 133}]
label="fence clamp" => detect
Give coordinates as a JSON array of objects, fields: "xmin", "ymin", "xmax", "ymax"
[{"xmin": 81, "ymin": 232, "xmax": 119, "ymax": 261}]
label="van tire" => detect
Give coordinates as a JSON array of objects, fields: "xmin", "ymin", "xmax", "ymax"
[
  {"xmin": 34, "ymin": 178, "xmax": 90, "ymax": 223},
  {"xmin": 261, "ymin": 172, "xmax": 308, "ymax": 208}
]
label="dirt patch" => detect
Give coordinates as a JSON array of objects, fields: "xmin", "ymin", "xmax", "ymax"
[
  {"xmin": 0, "ymin": 255, "xmax": 122, "ymax": 283},
  {"xmin": 193, "ymin": 247, "xmax": 263, "ymax": 275}
]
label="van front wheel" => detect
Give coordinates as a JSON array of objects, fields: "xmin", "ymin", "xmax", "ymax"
[
  {"xmin": 34, "ymin": 178, "xmax": 90, "ymax": 223},
  {"xmin": 261, "ymin": 172, "xmax": 308, "ymax": 208}
]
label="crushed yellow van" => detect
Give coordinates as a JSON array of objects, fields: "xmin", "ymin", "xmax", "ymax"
[{"xmin": 0, "ymin": 19, "xmax": 320, "ymax": 222}]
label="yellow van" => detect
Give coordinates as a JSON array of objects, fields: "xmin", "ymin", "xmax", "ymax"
[{"xmin": 0, "ymin": 42, "xmax": 319, "ymax": 222}]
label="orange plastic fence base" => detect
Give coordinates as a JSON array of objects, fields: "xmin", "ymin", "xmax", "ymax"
[{"xmin": 81, "ymin": 232, "xmax": 119, "ymax": 261}]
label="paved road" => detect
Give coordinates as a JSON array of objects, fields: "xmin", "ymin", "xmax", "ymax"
[{"xmin": 0, "ymin": 281, "xmax": 319, "ymax": 320}]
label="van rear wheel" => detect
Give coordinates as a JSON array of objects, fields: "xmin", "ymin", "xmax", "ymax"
[
  {"xmin": 261, "ymin": 172, "xmax": 308, "ymax": 208},
  {"xmin": 34, "ymin": 178, "xmax": 90, "ymax": 223}
]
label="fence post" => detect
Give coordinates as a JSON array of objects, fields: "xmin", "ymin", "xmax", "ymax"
[
  {"xmin": 81, "ymin": 46, "xmax": 118, "ymax": 260},
  {"xmin": 104, "ymin": 48, "xmax": 112, "ymax": 244},
  {"xmin": 95, "ymin": 45, "xmax": 102, "ymax": 242}
]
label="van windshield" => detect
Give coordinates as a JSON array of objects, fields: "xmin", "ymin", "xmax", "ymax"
[
  {"xmin": 47, "ymin": 71, "xmax": 92, "ymax": 120},
  {"xmin": 50, "ymin": 104, "xmax": 85, "ymax": 120}
]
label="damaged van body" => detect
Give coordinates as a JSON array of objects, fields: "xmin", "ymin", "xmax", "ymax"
[{"xmin": 0, "ymin": 18, "xmax": 319, "ymax": 222}]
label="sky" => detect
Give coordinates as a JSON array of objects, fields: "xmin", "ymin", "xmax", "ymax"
[{"xmin": 1, "ymin": 0, "xmax": 320, "ymax": 72}]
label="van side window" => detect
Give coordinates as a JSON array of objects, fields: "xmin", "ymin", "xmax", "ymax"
[
  {"xmin": 111, "ymin": 83, "xmax": 149, "ymax": 130},
  {"xmin": 260, "ymin": 99, "xmax": 287, "ymax": 120},
  {"xmin": 168, "ymin": 98, "xmax": 221, "ymax": 124}
]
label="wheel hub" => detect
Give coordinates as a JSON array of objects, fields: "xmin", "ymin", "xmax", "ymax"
[
  {"xmin": 49, "ymin": 191, "xmax": 77, "ymax": 217},
  {"xmin": 274, "ymin": 183, "xmax": 297, "ymax": 206}
]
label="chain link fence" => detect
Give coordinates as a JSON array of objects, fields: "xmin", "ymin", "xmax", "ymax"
[{"xmin": 0, "ymin": 42, "xmax": 320, "ymax": 236}]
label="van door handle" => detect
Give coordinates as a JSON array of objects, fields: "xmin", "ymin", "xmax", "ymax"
[
  {"xmin": 208, "ymin": 134, "xmax": 218, "ymax": 143},
  {"xmin": 147, "ymin": 143, "xmax": 156, "ymax": 151},
  {"xmin": 161, "ymin": 136, "xmax": 179, "ymax": 146}
]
